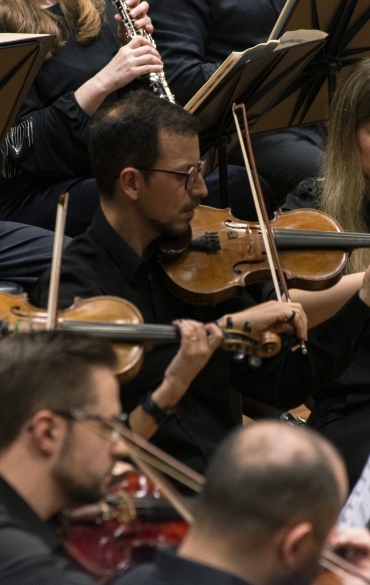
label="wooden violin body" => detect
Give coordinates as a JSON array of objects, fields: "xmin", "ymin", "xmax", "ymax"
[
  {"xmin": 61, "ymin": 470, "xmax": 188, "ymax": 581},
  {"xmin": 0, "ymin": 292, "xmax": 146, "ymax": 383},
  {"xmin": 159, "ymin": 206, "xmax": 370, "ymax": 305},
  {"xmin": 0, "ymin": 292, "xmax": 282, "ymax": 384}
]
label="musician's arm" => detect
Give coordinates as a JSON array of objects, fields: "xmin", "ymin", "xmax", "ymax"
[
  {"xmin": 287, "ymin": 272, "xmax": 365, "ymax": 328},
  {"xmin": 232, "ymin": 291, "xmax": 370, "ymax": 410},
  {"xmin": 128, "ymin": 321, "xmax": 222, "ymax": 439},
  {"xmin": 328, "ymin": 527, "xmax": 370, "ymax": 575},
  {"xmin": 147, "ymin": 0, "xmax": 219, "ymax": 105}
]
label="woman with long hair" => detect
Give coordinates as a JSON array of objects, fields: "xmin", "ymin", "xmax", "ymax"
[
  {"xmin": 0, "ymin": 0, "xmax": 162, "ymax": 236},
  {"xmin": 282, "ymin": 58, "xmax": 370, "ymax": 489}
]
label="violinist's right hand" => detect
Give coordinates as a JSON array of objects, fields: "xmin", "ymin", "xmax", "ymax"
[
  {"xmin": 328, "ymin": 527, "xmax": 370, "ymax": 576},
  {"xmin": 216, "ymin": 300, "xmax": 308, "ymax": 342}
]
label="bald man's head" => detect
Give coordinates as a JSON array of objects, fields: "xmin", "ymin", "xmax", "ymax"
[{"xmin": 192, "ymin": 422, "xmax": 347, "ymax": 549}]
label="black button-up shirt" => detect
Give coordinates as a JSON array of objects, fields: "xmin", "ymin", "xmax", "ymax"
[
  {"xmin": 115, "ymin": 548, "xmax": 253, "ymax": 585},
  {"xmin": 0, "ymin": 477, "xmax": 95, "ymax": 585},
  {"xmin": 32, "ymin": 208, "xmax": 370, "ymax": 474}
]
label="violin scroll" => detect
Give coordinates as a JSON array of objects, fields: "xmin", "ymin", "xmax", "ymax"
[{"xmin": 220, "ymin": 327, "xmax": 282, "ymax": 362}]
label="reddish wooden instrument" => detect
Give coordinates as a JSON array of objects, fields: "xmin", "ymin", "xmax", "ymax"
[{"xmin": 61, "ymin": 470, "xmax": 188, "ymax": 581}]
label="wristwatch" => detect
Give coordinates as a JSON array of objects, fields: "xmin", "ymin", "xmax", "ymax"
[{"xmin": 141, "ymin": 392, "xmax": 176, "ymax": 425}]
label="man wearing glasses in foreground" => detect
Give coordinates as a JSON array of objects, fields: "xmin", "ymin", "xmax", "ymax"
[{"xmin": 2, "ymin": 330, "xmax": 370, "ymax": 585}]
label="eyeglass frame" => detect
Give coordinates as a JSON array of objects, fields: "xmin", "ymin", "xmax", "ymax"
[
  {"xmin": 136, "ymin": 160, "xmax": 206, "ymax": 191},
  {"xmin": 52, "ymin": 409, "xmax": 128, "ymax": 444}
]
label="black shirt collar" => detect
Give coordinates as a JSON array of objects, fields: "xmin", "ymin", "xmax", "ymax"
[
  {"xmin": 91, "ymin": 207, "xmax": 150, "ymax": 284},
  {"xmin": 153, "ymin": 549, "xmax": 253, "ymax": 585},
  {"xmin": 0, "ymin": 476, "xmax": 58, "ymax": 549}
]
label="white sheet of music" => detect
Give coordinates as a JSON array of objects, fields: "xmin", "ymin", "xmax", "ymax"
[{"xmin": 338, "ymin": 454, "xmax": 370, "ymax": 528}]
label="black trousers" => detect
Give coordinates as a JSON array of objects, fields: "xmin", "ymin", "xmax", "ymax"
[{"xmin": 0, "ymin": 221, "xmax": 70, "ymax": 292}]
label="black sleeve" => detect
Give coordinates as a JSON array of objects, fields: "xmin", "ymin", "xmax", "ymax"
[
  {"xmin": 2, "ymin": 4, "xmax": 122, "ymax": 179},
  {"xmin": 0, "ymin": 529, "xmax": 96, "ymax": 585},
  {"xmin": 7, "ymin": 91, "xmax": 92, "ymax": 179},
  {"xmin": 231, "ymin": 292, "xmax": 370, "ymax": 409},
  {"xmin": 149, "ymin": 0, "xmax": 220, "ymax": 105}
]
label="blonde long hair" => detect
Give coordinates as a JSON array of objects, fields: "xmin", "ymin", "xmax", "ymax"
[
  {"xmin": 0, "ymin": 0, "xmax": 106, "ymax": 55},
  {"xmin": 321, "ymin": 59, "xmax": 370, "ymax": 273}
]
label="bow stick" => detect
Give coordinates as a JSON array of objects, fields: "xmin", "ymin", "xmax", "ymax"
[
  {"xmin": 232, "ymin": 103, "xmax": 307, "ymax": 354},
  {"xmin": 46, "ymin": 193, "xmax": 69, "ymax": 330},
  {"xmin": 91, "ymin": 414, "xmax": 204, "ymax": 523}
]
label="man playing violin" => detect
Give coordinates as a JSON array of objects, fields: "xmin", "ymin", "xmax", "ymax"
[
  {"xmin": 0, "ymin": 328, "xmax": 222, "ymax": 584},
  {"xmin": 2, "ymin": 338, "xmax": 370, "ymax": 585},
  {"xmin": 116, "ymin": 421, "xmax": 370, "ymax": 585},
  {"xmin": 32, "ymin": 90, "xmax": 370, "ymax": 476},
  {"xmin": 0, "ymin": 330, "xmax": 128, "ymax": 584}
]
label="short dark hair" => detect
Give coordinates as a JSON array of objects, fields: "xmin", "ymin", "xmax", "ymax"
[
  {"xmin": 194, "ymin": 422, "xmax": 343, "ymax": 547},
  {"xmin": 0, "ymin": 331, "xmax": 117, "ymax": 451},
  {"xmin": 89, "ymin": 89, "xmax": 199, "ymax": 199}
]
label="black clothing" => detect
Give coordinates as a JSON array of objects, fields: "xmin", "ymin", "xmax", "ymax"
[
  {"xmin": 149, "ymin": 0, "xmax": 285, "ymax": 106},
  {"xmin": 0, "ymin": 221, "xmax": 70, "ymax": 291},
  {"xmin": 0, "ymin": 477, "xmax": 94, "ymax": 585},
  {"xmin": 0, "ymin": 1, "xmax": 276, "ymax": 232},
  {"xmin": 148, "ymin": 0, "xmax": 325, "ymax": 199},
  {"xmin": 0, "ymin": 2, "xmax": 142, "ymax": 236},
  {"xmin": 32, "ymin": 207, "xmax": 370, "ymax": 475},
  {"xmin": 283, "ymin": 178, "xmax": 370, "ymax": 489},
  {"xmin": 115, "ymin": 548, "xmax": 251, "ymax": 585}
]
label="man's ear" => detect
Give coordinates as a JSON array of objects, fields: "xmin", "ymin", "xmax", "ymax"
[
  {"xmin": 28, "ymin": 410, "xmax": 65, "ymax": 456},
  {"xmin": 117, "ymin": 167, "xmax": 143, "ymax": 201},
  {"xmin": 279, "ymin": 522, "xmax": 314, "ymax": 568}
]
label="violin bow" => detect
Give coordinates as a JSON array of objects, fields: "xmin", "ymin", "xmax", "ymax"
[
  {"xmin": 46, "ymin": 193, "xmax": 69, "ymax": 330},
  {"xmin": 320, "ymin": 547, "xmax": 370, "ymax": 584},
  {"xmin": 99, "ymin": 416, "xmax": 205, "ymax": 523},
  {"xmin": 232, "ymin": 103, "xmax": 307, "ymax": 354}
]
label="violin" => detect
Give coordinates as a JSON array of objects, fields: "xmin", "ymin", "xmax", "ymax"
[
  {"xmin": 159, "ymin": 205, "xmax": 370, "ymax": 305},
  {"xmin": 0, "ymin": 291, "xmax": 282, "ymax": 382},
  {"xmin": 60, "ymin": 470, "xmax": 188, "ymax": 581}
]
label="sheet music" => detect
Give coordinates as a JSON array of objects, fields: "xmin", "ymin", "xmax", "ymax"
[{"xmin": 338, "ymin": 454, "xmax": 370, "ymax": 528}]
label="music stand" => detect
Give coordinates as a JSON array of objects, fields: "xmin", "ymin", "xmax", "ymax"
[
  {"xmin": 0, "ymin": 33, "xmax": 54, "ymax": 150},
  {"xmin": 185, "ymin": 30, "xmax": 326, "ymax": 205},
  {"xmin": 253, "ymin": 0, "xmax": 370, "ymax": 131}
]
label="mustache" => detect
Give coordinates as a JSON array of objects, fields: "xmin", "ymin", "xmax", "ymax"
[{"xmin": 182, "ymin": 200, "xmax": 200, "ymax": 212}]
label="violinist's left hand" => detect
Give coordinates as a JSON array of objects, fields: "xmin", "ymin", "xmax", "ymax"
[
  {"xmin": 216, "ymin": 300, "xmax": 308, "ymax": 342},
  {"xmin": 114, "ymin": 0, "xmax": 154, "ymax": 45},
  {"xmin": 328, "ymin": 527, "xmax": 370, "ymax": 576}
]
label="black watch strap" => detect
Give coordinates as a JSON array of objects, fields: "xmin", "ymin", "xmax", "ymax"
[{"xmin": 141, "ymin": 392, "xmax": 176, "ymax": 425}]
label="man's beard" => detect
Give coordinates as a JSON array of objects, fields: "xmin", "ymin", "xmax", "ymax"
[
  {"xmin": 51, "ymin": 432, "xmax": 111, "ymax": 506},
  {"xmin": 149, "ymin": 201, "xmax": 200, "ymax": 238}
]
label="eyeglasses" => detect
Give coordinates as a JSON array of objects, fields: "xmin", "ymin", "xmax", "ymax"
[
  {"xmin": 53, "ymin": 409, "xmax": 128, "ymax": 444},
  {"xmin": 137, "ymin": 160, "xmax": 205, "ymax": 191}
]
